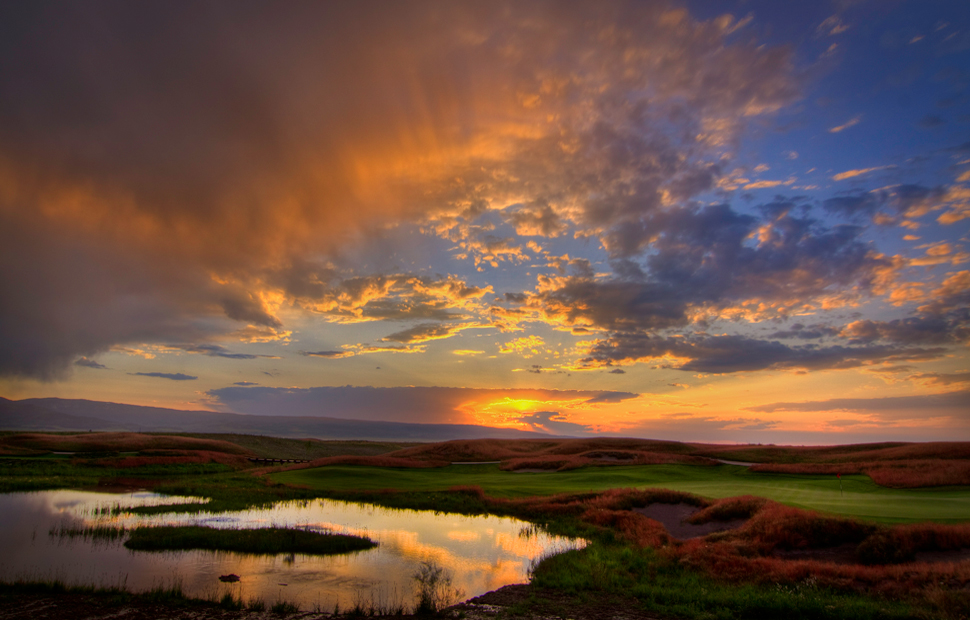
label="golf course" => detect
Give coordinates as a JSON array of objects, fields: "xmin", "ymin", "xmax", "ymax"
[
  {"xmin": 273, "ymin": 462, "xmax": 970, "ymax": 524},
  {"xmin": 3, "ymin": 432, "xmax": 970, "ymax": 619}
]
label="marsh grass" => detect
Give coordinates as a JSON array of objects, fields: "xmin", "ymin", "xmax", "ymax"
[
  {"xmin": 48, "ymin": 523, "xmax": 128, "ymax": 541},
  {"xmin": 0, "ymin": 577, "xmax": 190, "ymax": 608},
  {"xmin": 123, "ymin": 525, "xmax": 377, "ymax": 555},
  {"xmin": 218, "ymin": 591, "xmax": 244, "ymax": 610},
  {"xmin": 412, "ymin": 561, "xmax": 463, "ymax": 614},
  {"xmin": 271, "ymin": 599, "xmax": 300, "ymax": 614}
]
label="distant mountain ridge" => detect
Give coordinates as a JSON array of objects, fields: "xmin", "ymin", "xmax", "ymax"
[{"xmin": 0, "ymin": 397, "xmax": 554, "ymax": 441}]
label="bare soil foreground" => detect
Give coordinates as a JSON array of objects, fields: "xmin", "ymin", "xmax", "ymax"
[{"xmin": 0, "ymin": 585, "xmax": 662, "ymax": 620}]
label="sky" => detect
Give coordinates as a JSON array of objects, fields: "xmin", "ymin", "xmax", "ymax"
[{"xmin": 1, "ymin": 0, "xmax": 968, "ymax": 444}]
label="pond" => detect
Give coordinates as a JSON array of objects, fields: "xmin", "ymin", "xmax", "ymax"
[{"xmin": 0, "ymin": 490, "xmax": 585, "ymax": 610}]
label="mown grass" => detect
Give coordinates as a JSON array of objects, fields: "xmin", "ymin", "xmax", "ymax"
[
  {"xmin": 272, "ymin": 463, "xmax": 970, "ymax": 524},
  {"xmin": 123, "ymin": 525, "xmax": 376, "ymax": 555}
]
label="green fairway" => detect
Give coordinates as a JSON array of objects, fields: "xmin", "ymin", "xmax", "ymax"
[{"xmin": 272, "ymin": 463, "xmax": 970, "ymax": 524}]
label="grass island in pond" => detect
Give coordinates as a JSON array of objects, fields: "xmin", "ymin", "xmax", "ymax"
[{"xmin": 123, "ymin": 525, "xmax": 377, "ymax": 555}]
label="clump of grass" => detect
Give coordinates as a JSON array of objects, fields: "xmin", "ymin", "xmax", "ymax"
[
  {"xmin": 413, "ymin": 560, "xmax": 463, "ymax": 614},
  {"xmin": 743, "ymin": 503, "xmax": 877, "ymax": 551},
  {"xmin": 218, "ymin": 592, "xmax": 244, "ymax": 610},
  {"xmin": 246, "ymin": 597, "xmax": 266, "ymax": 611},
  {"xmin": 124, "ymin": 525, "xmax": 377, "ymax": 555},
  {"xmin": 271, "ymin": 599, "xmax": 300, "ymax": 615},
  {"xmin": 48, "ymin": 523, "xmax": 128, "ymax": 541},
  {"xmin": 142, "ymin": 581, "xmax": 189, "ymax": 605}
]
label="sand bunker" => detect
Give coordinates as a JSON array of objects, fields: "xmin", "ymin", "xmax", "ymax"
[{"xmin": 633, "ymin": 503, "xmax": 746, "ymax": 539}]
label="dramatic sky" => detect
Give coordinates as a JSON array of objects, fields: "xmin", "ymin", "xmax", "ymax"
[{"xmin": 1, "ymin": 0, "xmax": 968, "ymax": 443}]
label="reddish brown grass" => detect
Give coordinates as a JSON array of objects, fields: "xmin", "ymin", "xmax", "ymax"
[
  {"xmin": 582, "ymin": 487, "xmax": 707, "ymax": 511},
  {"xmin": 686, "ymin": 495, "xmax": 767, "ymax": 524},
  {"xmin": 280, "ymin": 455, "xmax": 449, "ymax": 473},
  {"xmin": 889, "ymin": 522, "xmax": 970, "ymax": 552},
  {"xmin": 305, "ymin": 455, "xmax": 448, "ymax": 468},
  {"xmin": 739, "ymin": 503, "xmax": 876, "ymax": 551},
  {"xmin": 582, "ymin": 508, "xmax": 670, "ymax": 547},
  {"xmin": 751, "ymin": 459, "xmax": 970, "ymax": 487},
  {"xmin": 658, "ymin": 498, "xmax": 970, "ymax": 613},
  {"xmin": 386, "ymin": 438, "xmax": 970, "ymax": 488},
  {"xmin": 865, "ymin": 460, "xmax": 970, "ymax": 487},
  {"xmin": 499, "ymin": 451, "xmax": 713, "ymax": 471},
  {"xmin": 388, "ymin": 437, "xmax": 703, "ymax": 463},
  {"xmin": 693, "ymin": 441, "xmax": 970, "ymax": 465},
  {"xmin": 499, "ymin": 456, "xmax": 577, "ymax": 471},
  {"xmin": 83, "ymin": 450, "xmax": 251, "ymax": 469},
  {"xmin": 671, "ymin": 538, "xmax": 970, "ymax": 599}
]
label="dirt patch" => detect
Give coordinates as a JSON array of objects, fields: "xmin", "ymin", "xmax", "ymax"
[
  {"xmin": 632, "ymin": 503, "xmax": 745, "ymax": 540},
  {"xmin": 453, "ymin": 584, "xmax": 668, "ymax": 620}
]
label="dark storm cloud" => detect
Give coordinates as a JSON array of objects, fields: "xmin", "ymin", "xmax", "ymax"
[
  {"xmin": 0, "ymin": 1, "xmax": 798, "ymax": 378},
  {"xmin": 300, "ymin": 350, "xmax": 351, "ymax": 359},
  {"xmin": 291, "ymin": 274, "xmax": 489, "ymax": 323},
  {"xmin": 584, "ymin": 390, "xmax": 639, "ymax": 403},
  {"xmin": 0, "ymin": 219, "xmax": 214, "ymax": 379},
  {"xmin": 74, "ymin": 357, "xmax": 107, "ymax": 369},
  {"xmin": 220, "ymin": 292, "xmax": 282, "ymax": 328},
  {"xmin": 745, "ymin": 390, "xmax": 970, "ymax": 420},
  {"xmin": 166, "ymin": 343, "xmax": 273, "ymax": 359},
  {"xmin": 840, "ymin": 317, "xmax": 962, "ymax": 345},
  {"xmin": 208, "ymin": 385, "xmax": 639, "ymax": 424},
  {"xmin": 841, "ymin": 272, "xmax": 970, "ymax": 345},
  {"xmin": 530, "ymin": 204, "xmax": 894, "ymax": 332},
  {"xmin": 506, "ymin": 201, "xmax": 567, "ymax": 237},
  {"xmin": 516, "ymin": 411, "xmax": 593, "ymax": 436},
  {"xmin": 767, "ymin": 323, "xmax": 840, "ymax": 340},
  {"xmin": 131, "ymin": 372, "xmax": 197, "ymax": 381},
  {"xmin": 822, "ymin": 184, "xmax": 945, "ymax": 221},
  {"xmin": 619, "ymin": 414, "xmax": 781, "ymax": 443},
  {"xmin": 381, "ymin": 323, "xmax": 466, "ymax": 344},
  {"xmin": 579, "ymin": 332, "xmax": 946, "ymax": 374},
  {"xmin": 909, "ymin": 372, "xmax": 970, "ymax": 386}
]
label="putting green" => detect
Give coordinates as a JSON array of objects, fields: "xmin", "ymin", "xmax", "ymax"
[{"xmin": 271, "ymin": 463, "xmax": 970, "ymax": 524}]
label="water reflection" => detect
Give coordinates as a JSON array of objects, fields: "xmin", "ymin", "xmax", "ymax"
[{"xmin": 0, "ymin": 490, "xmax": 584, "ymax": 609}]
